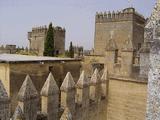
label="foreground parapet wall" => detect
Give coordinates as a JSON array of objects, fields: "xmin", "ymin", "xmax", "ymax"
[
  {"xmin": 0, "ymin": 68, "xmax": 109, "ymax": 120},
  {"xmin": 0, "ymin": 66, "xmax": 148, "ymax": 120}
]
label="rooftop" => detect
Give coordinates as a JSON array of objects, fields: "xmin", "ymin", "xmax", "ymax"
[{"xmin": 0, "ymin": 54, "xmax": 81, "ymax": 63}]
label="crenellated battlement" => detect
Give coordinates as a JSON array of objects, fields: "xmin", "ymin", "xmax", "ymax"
[
  {"xmin": 32, "ymin": 25, "xmax": 48, "ymax": 33},
  {"xmin": 31, "ymin": 25, "xmax": 65, "ymax": 33},
  {"xmin": 96, "ymin": 8, "xmax": 145, "ymax": 23},
  {"xmin": 54, "ymin": 26, "xmax": 66, "ymax": 32}
]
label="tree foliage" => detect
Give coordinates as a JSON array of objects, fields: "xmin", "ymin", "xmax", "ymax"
[
  {"xmin": 43, "ymin": 23, "xmax": 55, "ymax": 56},
  {"xmin": 69, "ymin": 41, "xmax": 74, "ymax": 58}
]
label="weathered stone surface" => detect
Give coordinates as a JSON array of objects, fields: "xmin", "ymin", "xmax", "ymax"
[
  {"xmin": 146, "ymin": 40, "xmax": 160, "ymax": 120},
  {"xmin": 101, "ymin": 69, "xmax": 109, "ymax": 98},
  {"xmin": 17, "ymin": 75, "xmax": 39, "ymax": 120},
  {"xmin": 76, "ymin": 71, "xmax": 90, "ymax": 120},
  {"xmin": 60, "ymin": 108, "xmax": 72, "ymax": 120},
  {"xmin": 106, "ymin": 36, "xmax": 117, "ymax": 51},
  {"xmin": 90, "ymin": 68, "xmax": 101, "ymax": 102},
  {"xmin": 41, "ymin": 72, "xmax": 59, "ymax": 120},
  {"xmin": 0, "ymin": 80, "xmax": 10, "ymax": 120},
  {"xmin": 146, "ymin": 1, "xmax": 160, "ymax": 120},
  {"xmin": 121, "ymin": 35, "xmax": 133, "ymax": 52},
  {"xmin": 107, "ymin": 79, "xmax": 147, "ymax": 120},
  {"xmin": 145, "ymin": 0, "xmax": 160, "ymax": 29},
  {"xmin": 41, "ymin": 72, "xmax": 59, "ymax": 96},
  {"xmin": 60, "ymin": 72, "xmax": 76, "ymax": 119},
  {"xmin": 12, "ymin": 105, "xmax": 24, "ymax": 120},
  {"xmin": 94, "ymin": 8, "xmax": 145, "ymax": 55},
  {"xmin": 17, "ymin": 75, "xmax": 38, "ymax": 101},
  {"xmin": 90, "ymin": 68, "xmax": 101, "ymax": 85},
  {"xmin": 76, "ymin": 71, "xmax": 89, "ymax": 88},
  {"xmin": 101, "ymin": 69, "xmax": 108, "ymax": 83},
  {"xmin": 60, "ymin": 72, "xmax": 75, "ymax": 92},
  {"xmin": 0, "ymin": 80, "xmax": 9, "ymax": 102}
]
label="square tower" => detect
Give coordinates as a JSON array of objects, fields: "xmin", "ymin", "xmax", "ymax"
[
  {"xmin": 28, "ymin": 25, "xmax": 65, "ymax": 56},
  {"xmin": 94, "ymin": 8, "xmax": 145, "ymax": 55}
]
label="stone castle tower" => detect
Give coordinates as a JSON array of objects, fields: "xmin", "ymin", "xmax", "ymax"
[
  {"xmin": 94, "ymin": 7, "xmax": 145, "ymax": 55},
  {"xmin": 28, "ymin": 25, "xmax": 65, "ymax": 56}
]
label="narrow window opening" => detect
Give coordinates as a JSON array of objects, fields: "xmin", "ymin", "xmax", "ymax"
[{"xmin": 114, "ymin": 49, "xmax": 118, "ymax": 63}]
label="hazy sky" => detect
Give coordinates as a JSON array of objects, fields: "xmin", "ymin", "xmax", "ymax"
[{"xmin": 0, "ymin": 0, "xmax": 156, "ymax": 50}]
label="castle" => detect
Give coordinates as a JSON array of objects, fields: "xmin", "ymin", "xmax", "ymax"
[
  {"xmin": 1, "ymin": 0, "xmax": 160, "ymax": 120},
  {"xmin": 28, "ymin": 25, "xmax": 65, "ymax": 56}
]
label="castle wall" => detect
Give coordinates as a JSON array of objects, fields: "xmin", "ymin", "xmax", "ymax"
[
  {"xmin": 107, "ymin": 78, "xmax": 147, "ymax": 120},
  {"xmin": 133, "ymin": 16, "xmax": 145, "ymax": 49},
  {"xmin": 0, "ymin": 63, "xmax": 10, "ymax": 96},
  {"xmin": 82, "ymin": 55, "xmax": 105, "ymax": 76},
  {"xmin": 5, "ymin": 60, "xmax": 81, "ymax": 114}
]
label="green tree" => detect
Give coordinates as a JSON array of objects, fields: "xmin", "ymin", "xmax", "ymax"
[
  {"xmin": 43, "ymin": 23, "xmax": 54, "ymax": 56},
  {"xmin": 69, "ymin": 41, "xmax": 74, "ymax": 58}
]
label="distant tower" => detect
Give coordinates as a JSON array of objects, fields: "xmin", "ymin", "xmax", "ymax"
[{"xmin": 28, "ymin": 25, "xmax": 65, "ymax": 56}]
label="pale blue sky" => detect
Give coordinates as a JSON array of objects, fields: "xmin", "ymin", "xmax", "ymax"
[{"xmin": 0, "ymin": 0, "xmax": 156, "ymax": 49}]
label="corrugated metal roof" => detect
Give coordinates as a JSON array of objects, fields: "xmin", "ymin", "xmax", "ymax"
[{"xmin": 0, "ymin": 54, "xmax": 80, "ymax": 63}]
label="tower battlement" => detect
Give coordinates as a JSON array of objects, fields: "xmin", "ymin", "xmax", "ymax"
[
  {"xmin": 96, "ymin": 8, "xmax": 145, "ymax": 23},
  {"xmin": 55, "ymin": 26, "xmax": 66, "ymax": 32},
  {"xmin": 32, "ymin": 26, "xmax": 47, "ymax": 33}
]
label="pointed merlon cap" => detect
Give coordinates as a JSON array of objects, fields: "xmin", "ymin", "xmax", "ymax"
[
  {"xmin": 12, "ymin": 105, "xmax": 24, "ymax": 120},
  {"xmin": 17, "ymin": 75, "xmax": 38, "ymax": 102},
  {"xmin": 145, "ymin": 0, "xmax": 160, "ymax": 28},
  {"xmin": 0, "ymin": 80, "xmax": 9, "ymax": 103},
  {"xmin": 60, "ymin": 108, "xmax": 72, "ymax": 120},
  {"xmin": 106, "ymin": 39, "xmax": 117, "ymax": 51},
  {"xmin": 101, "ymin": 69, "xmax": 108, "ymax": 83},
  {"xmin": 90, "ymin": 68, "xmax": 100, "ymax": 85},
  {"xmin": 122, "ymin": 35, "xmax": 133, "ymax": 52},
  {"xmin": 41, "ymin": 72, "xmax": 59, "ymax": 96},
  {"xmin": 76, "ymin": 71, "xmax": 89, "ymax": 89},
  {"xmin": 60, "ymin": 72, "xmax": 75, "ymax": 92}
]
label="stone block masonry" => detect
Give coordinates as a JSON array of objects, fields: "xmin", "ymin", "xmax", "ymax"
[{"xmin": 0, "ymin": 68, "xmax": 109, "ymax": 120}]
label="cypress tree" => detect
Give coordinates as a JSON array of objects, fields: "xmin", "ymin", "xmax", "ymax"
[
  {"xmin": 43, "ymin": 23, "xmax": 54, "ymax": 56},
  {"xmin": 69, "ymin": 41, "xmax": 74, "ymax": 58}
]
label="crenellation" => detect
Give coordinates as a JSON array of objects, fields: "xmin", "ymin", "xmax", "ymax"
[
  {"xmin": 95, "ymin": 8, "xmax": 145, "ymax": 23},
  {"xmin": 31, "ymin": 26, "xmax": 47, "ymax": 33},
  {"xmin": 17, "ymin": 75, "xmax": 39, "ymax": 120},
  {"xmin": 41, "ymin": 72, "xmax": 59, "ymax": 120}
]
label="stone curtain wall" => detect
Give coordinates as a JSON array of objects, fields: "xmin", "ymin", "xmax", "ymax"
[{"xmin": 107, "ymin": 78, "xmax": 147, "ymax": 120}]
